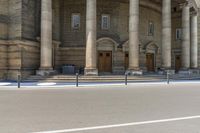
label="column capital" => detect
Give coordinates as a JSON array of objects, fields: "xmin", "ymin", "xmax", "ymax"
[
  {"xmin": 179, "ymin": 2, "xmax": 190, "ymax": 8},
  {"xmin": 190, "ymin": 11, "xmax": 198, "ymax": 16},
  {"xmin": 179, "ymin": 1, "xmax": 199, "ymax": 14}
]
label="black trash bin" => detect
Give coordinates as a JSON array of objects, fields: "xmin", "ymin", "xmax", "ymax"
[{"xmin": 62, "ymin": 64, "xmax": 75, "ymax": 75}]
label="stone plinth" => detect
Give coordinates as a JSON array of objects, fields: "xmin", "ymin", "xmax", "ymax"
[
  {"xmin": 126, "ymin": 69, "xmax": 143, "ymax": 76},
  {"xmin": 84, "ymin": 68, "xmax": 98, "ymax": 76},
  {"xmin": 36, "ymin": 69, "xmax": 57, "ymax": 76}
]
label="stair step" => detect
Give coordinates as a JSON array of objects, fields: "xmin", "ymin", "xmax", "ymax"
[{"xmin": 25, "ymin": 74, "xmax": 200, "ymax": 82}]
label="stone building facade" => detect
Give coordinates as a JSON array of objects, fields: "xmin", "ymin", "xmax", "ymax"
[{"xmin": 0, "ymin": 0, "xmax": 199, "ymax": 80}]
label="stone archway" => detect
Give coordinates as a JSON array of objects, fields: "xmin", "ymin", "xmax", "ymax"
[{"xmin": 97, "ymin": 37, "xmax": 118, "ymax": 51}]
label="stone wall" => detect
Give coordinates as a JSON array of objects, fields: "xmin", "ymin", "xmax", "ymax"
[
  {"xmin": 0, "ymin": 41, "xmax": 8, "ymax": 79},
  {"xmin": 0, "ymin": 0, "xmax": 9, "ymax": 39},
  {"xmin": 53, "ymin": 0, "xmax": 60, "ymax": 41},
  {"xmin": 58, "ymin": 0, "xmax": 163, "ymax": 72},
  {"xmin": 0, "ymin": 0, "xmax": 9, "ymax": 15},
  {"xmin": 21, "ymin": 0, "xmax": 37, "ymax": 40},
  {"xmin": 59, "ymin": 0, "xmax": 162, "ymax": 46},
  {"xmin": 55, "ymin": 47, "xmax": 85, "ymax": 72},
  {"xmin": 0, "ymin": 0, "xmax": 40, "ymax": 40},
  {"xmin": 18, "ymin": 41, "xmax": 40, "ymax": 79},
  {"xmin": 0, "ymin": 20, "xmax": 8, "ymax": 40},
  {"xmin": 0, "ymin": 40, "xmax": 40, "ymax": 80},
  {"xmin": 171, "ymin": 12, "xmax": 182, "ymax": 69},
  {"xmin": 8, "ymin": 0, "xmax": 22, "ymax": 39},
  {"xmin": 60, "ymin": 0, "xmax": 86, "ymax": 47},
  {"xmin": 198, "ymin": 16, "xmax": 200, "ymax": 67}
]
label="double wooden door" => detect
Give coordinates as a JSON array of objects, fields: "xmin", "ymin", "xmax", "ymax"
[
  {"xmin": 98, "ymin": 51, "xmax": 112, "ymax": 73},
  {"xmin": 146, "ymin": 53, "xmax": 155, "ymax": 72}
]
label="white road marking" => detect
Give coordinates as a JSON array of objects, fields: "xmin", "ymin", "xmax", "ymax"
[
  {"xmin": 0, "ymin": 82, "xmax": 11, "ymax": 86},
  {"xmin": 37, "ymin": 83, "xmax": 57, "ymax": 86},
  {"xmin": 0, "ymin": 80, "xmax": 200, "ymax": 90},
  {"xmin": 32, "ymin": 115, "xmax": 200, "ymax": 133}
]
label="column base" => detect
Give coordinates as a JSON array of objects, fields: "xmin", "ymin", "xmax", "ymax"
[
  {"xmin": 190, "ymin": 68, "xmax": 200, "ymax": 75},
  {"xmin": 84, "ymin": 68, "xmax": 98, "ymax": 76},
  {"xmin": 36, "ymin": 68, "xmax": 57, "ymax": 76},
  {"xmin": 126, "ymin": 69, "xmax": 143, "ymax": 76},
  {"xmin": 179, "ymin": 69, "xmax": 200, "ymax": 75}
]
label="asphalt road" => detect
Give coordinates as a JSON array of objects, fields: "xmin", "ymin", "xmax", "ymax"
[{"xmin": 1, "ymin": 82, "xmax": 200, "ymax": 133}]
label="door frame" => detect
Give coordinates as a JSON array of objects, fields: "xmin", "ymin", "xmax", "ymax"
[
  {"xmin": 146, "ymin": 53, "xmax": 156, "ymax": 72},
  {"xmin": 174, "ymin": 54, "xmax": 181, "ymax": 73},
  {"xmin": 124, "ymin": 52, "xmax": 129, "ymax": 70}
]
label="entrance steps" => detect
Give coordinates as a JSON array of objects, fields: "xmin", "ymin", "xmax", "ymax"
[{"xmin": 25, "ymin": 74, "xmax": 200, "ymax": 82}]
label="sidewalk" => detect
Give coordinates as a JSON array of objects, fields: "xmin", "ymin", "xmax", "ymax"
[{"xmin": 1, "ymin": 79, "xmax": 200, "ymax": 88}]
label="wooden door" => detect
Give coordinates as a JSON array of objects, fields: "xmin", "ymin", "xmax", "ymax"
[
  {"xmin": 125, "ymin": 53, "xmax": 129, "ymax": 70},
  {"xmin": 98, "ymin": 51, "xmax": 112, "ymax": 72},
  {"xmin": 146, "ymin": 53, "xmax": 155, "ymax": 72},
  {"xmin": 175, "ymin": 55, "xmax": 181, "ymax": 73},
  {"xmin": 98, "ymin": 52, "xmax": 104, "ymax": 72}
]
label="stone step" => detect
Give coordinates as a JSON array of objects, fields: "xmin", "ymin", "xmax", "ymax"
[
  {"xmin": 25, "ymin": 74, "xmax": 167, "ymax": 81},
  {"xmin": 25, "ymin": 74, "xmax": 200, "ymax": 82}
]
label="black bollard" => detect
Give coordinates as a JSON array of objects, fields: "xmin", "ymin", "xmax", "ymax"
[
  {"xmin": 17, "ymin": 74, "xmax": 21, "ymax": 88},
  {"xmin": 76, "ymin": 73, "xmax": 79, "ymax": 87},
  {"xmin": 125, "ymin": 73, "xmax": 128, "ymax": 85}
]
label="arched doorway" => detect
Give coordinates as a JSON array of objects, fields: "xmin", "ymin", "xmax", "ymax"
[
  {"xmin": 143, "ymin": 41, "xmax": 159, "ymax": 72},
  {"xmin": 97, "ymin": 37, "xmax": 118, "ymax": 73}
]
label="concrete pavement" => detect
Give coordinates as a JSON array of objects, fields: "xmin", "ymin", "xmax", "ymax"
[{"xmin": 0, "ymin": 83, "xmax": 200, "ymax": 133}]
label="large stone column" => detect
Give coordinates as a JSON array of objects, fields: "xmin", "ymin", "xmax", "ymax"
[
  {"xmin": 162, "ymin": 0, "xmax": 172, "ymax": 70},
  {"xmin": 37, "ymin": 0, "xmax": 55, "ymax": 76},
  {"xmin": 84, "ymin": 0, "xmax": 98, "ymax": 75},
  {"xmin": 190, "ymin": 13, "xmax": 198, "ymax": 69},
  {"xmin": 128, "ymin": 0, "xmax": 142, "ymax": 75},
  {"xmin": 181, "ymin": 4, "xmax": 190, "ymax": 70}
]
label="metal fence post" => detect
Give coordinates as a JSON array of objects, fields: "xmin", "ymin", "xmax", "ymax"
[
  {"xmin": 125, "ymin": 73, "xmax": 128, "ymax": 85},
  {"xmin": 17, "ymin": 74, "xmax": 21, "ymax": 88},
  {"xmin": 76, "ymin": 73, "xmax": 79, "ymax": 87}
]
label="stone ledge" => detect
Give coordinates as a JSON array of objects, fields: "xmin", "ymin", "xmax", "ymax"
[{"xmin": 0, "ymin": 40, "xmax": 40, "ymax": 47}]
